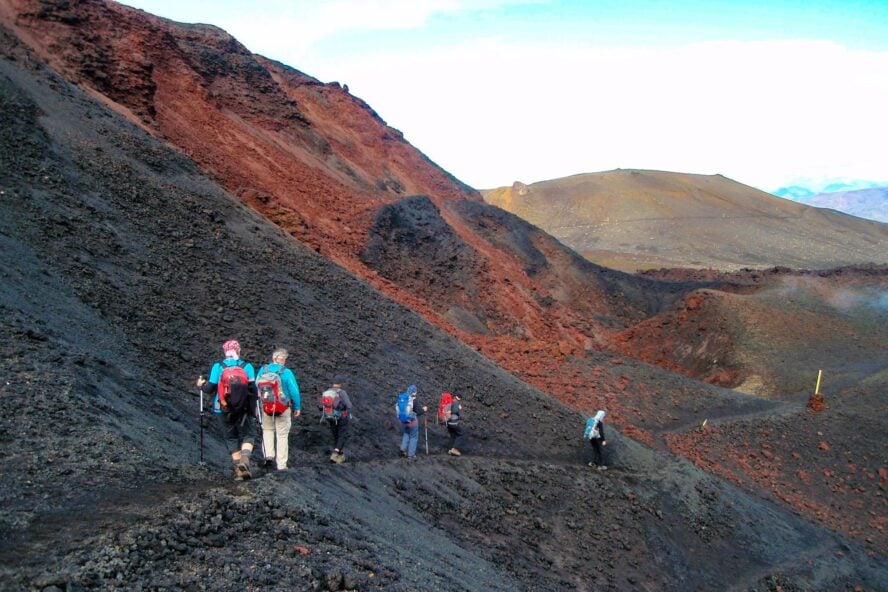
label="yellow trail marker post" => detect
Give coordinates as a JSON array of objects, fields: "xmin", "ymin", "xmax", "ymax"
[{"xmin": 808, "ymin": 369, "xmax": 826, "ymax": 412}]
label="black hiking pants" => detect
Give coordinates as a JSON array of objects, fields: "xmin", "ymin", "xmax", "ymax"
[
  {"xmin": 447, "ymin": 423, "xmax": 464, "ymax": 450},
  {"xmin": 589, "ymin": 437, "xmax": 606, "ymax": 466},
  {"xmin": 220, "ymin": 410, "xmax": 257, "ymax": 453},
  {"xmin": 327, "ymin": 417, "xmax": 349, "ymax": 452}
]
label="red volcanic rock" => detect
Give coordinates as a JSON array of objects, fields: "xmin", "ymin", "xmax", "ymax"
[
  {"xmin": 685, "ymin": 294, "xmax": 705, "ymax": 311},
  {"xmin": 706, "ymin": 370, "xmax": 742, "ymax": 387},
  {"xmin": 620, "ymin": 425, "xmax": 654, "ymax": 446},
  {"xmin": 818, "ymin": 441, "xmax": 831, "ymax": 452}
]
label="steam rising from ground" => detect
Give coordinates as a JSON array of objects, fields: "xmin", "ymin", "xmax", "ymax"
[
  {"xmin": 828, "ymin": 288, "xmax": 888, "ymax": 311},
  {"xmin": 770, "ymin": 277, "xmax": 888, "ymax": 314}
]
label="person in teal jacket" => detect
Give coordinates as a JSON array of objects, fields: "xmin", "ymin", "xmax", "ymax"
[
  {"xmin": 256, "ymin": 348, "xmax": 301, "ymax": 471},
  {"xmin": 197, "ymin": 340, "xmax": 258, "ymax": 480}
]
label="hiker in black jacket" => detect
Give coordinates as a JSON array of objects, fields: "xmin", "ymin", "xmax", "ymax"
[
  {"xmin": 319, "ymin": 375, "xmax": 352, "ymax": 464},
  {"xmin": 446, "ymin": 393, "xmax": 464, "ymax": 456}
]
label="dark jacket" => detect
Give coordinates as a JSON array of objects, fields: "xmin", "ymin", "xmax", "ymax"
[
  {"xmin": 590, "ymin": 421, "xmax": 606, "ymax": 441},
  {"xmin": 447, "ymin": 399, "xmax": 461, "ymax": 426}
]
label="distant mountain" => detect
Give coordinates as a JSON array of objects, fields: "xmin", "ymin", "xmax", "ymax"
[
  {"xmin": 798, "ymin": 187, "xmax": 888, "ymax": 223},
  {"xmin": 482, "ymin": 170, "xmax": 888, "ymax": 272},
  {"xmin": 773, "ymin": 178, "xmax": 885, "ymax": 199}
]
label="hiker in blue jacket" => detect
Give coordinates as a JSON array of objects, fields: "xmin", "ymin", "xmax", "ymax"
[
  {"xmin": 256, "ymin": 348, "xmax": 301, "ymax": 471},
  {"xmin": 197, "ymin": 340, "xmax": 258, "ymax": 480},
  {"xmin": 396, "ymin": 385, "xmax": 427, "ymax": 460},
  {"xmin": 584, "ymin": 410, "xmax": 608, "ymax": 470}
]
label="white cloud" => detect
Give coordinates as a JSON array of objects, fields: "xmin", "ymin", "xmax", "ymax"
[
  {"xmin": 300, "ymin": 38, "xmax": 888, "ymax": 189},
  {"xmin": 210, "ymin": 0, "xmax": 544, "ymax": 64}
]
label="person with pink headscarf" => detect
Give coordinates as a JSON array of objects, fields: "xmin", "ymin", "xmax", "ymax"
[{"xmin": 197, "ymin": 340, "xmax": 258, "ymax": 480}]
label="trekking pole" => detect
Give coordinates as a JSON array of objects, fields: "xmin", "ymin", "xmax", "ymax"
[
  {"xmin": 424, "ymin": 413, "xmax": 429, "ymax": 455},
  {"xmin": 258, "ymin": 399, "xmax": 269, "ymax": 463},
  {"xmin": 198, "ymin": 377, "xmax": 205, "ymax": 466}
]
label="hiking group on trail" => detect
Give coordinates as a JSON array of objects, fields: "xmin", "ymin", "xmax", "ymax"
[
  {"xmin": 197, "ymin": 340, "xmax": 609, "ymax": 480},
  {"xmin": 197, "ymin": 341, "xmax": 303, "ymax": 479},
  {"xmin": 196, "ymin": 341, "xmax": 471, "ymax": 480}
]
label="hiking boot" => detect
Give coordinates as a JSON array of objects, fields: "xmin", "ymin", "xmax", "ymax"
[
  {"xmin": 332, "ymin": 453, "xmax": 346, "ymax": 464},
  {"xmin": 448, "ymin": 448, "xmax": 461, "ymax": 456},
  {"xmin": 262, "ymin": 458, "xmax": 274, "ymax": 469},
  {"xmin": 237, "ymin": 456, "xmax": 252, "ymax": 480},
  {"xmin": 597, "ymin": 465, "xmax": 608, "ymax": 471},
  {"xmin": 399, "ymin": 448, "xmax": 407, "ymax": 457},
  {"xmin": 233, "ymin": 466, "xmax": 244, "ymax": 481}
]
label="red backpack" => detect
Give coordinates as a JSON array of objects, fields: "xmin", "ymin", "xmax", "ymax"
[
  {"xmin": 320, "ymin": 388, "xmax": 343, "ymax": 421},
  {"xmin": 438, "ymin": 392, "xmax": 454, "ymax": 423},
  {"xmin": 258, "ymin": 367, "xmax": 288, "ymax": 415},
  {"xmin": 218, "ymin": 361, "xmax": 250, "ymax": 412}
]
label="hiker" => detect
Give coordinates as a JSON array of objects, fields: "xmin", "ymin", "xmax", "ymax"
[
  {"xmin": 256, "ymin": 348, "xmax": 301, "ymax": 471},
  {"xmin": 443, "ymin": 392, "xmax": 464, "ymax": 456},
  {"xmin": 319, "ymin": 375, "xmax": 352, "ymax": 464},
  {"xmin": 396, "ymin": 385, "xmax": 427, "ymax": 460},
  {"xmin": 196, "ymin": 340, "xmax": 258, "ymax": 480},
  {"xmin": 584, "ymin": 410, "xmax": 608, "ymax": 470}
]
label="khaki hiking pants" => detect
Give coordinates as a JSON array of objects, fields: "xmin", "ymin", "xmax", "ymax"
[{"xmin": 260, "ymin": 411, "xmax": 292, "ymax": 469}]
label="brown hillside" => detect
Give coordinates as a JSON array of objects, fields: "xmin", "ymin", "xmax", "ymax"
[
  {"xmin": 483, "ymin": 170, "xmax": 888, "ymax": 272},
  {"xmin": 613, "ymin": 266, "xmax": 888, "ymax": 396}
]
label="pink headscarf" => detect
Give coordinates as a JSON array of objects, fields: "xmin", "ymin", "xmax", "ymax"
[{"xmin": 222, "ymin": 340, "xmax": 240, "ymax": 359}]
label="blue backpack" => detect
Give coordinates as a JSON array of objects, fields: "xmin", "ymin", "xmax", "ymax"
[
  {"xmin": 584, "ymin": 417, "xmax": 601, "ymax": 439},
  {"xmin": 396, "ymin": 391, "xmax": 416, "ymax": 423}
]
